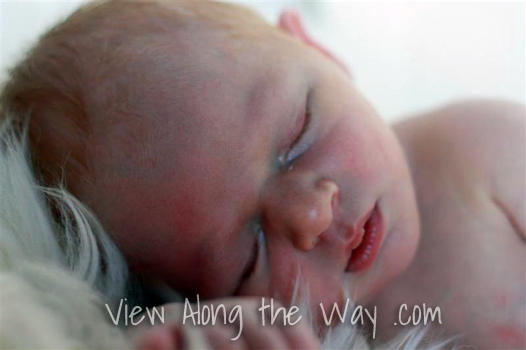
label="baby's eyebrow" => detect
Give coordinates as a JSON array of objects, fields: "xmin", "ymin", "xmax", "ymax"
[
  {"xmin": 243, "ymin": 71, "xmax": 291, "ymax": 122},
  {"xmin": 107, "ymin": 106, "xmax": 149, "ymax": 128}
]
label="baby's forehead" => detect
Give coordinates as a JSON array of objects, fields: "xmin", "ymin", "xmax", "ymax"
[
  {"xmin": 3, "ymin": 0, "xmax": 297, "ymax": 194},
  {"xmin": 94, "ymin": 58, "xmax": 284, "ymax": 153},
  {"xmin": 87, "ymin": 2, "xmax": 288, "ymax": 111},
  {"xmin": 93, "ymin": 28, "xmax": 297, "ymax": 132},
  {"xmin": 88, "ymin": 50, "xmax": 301, "ymax": 193}
]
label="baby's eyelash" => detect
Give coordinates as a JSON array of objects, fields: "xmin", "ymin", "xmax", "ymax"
[
  {"xmin": 241, "ymin": 239, "xmax": 259, "ymax": 280},
  {"xmin": 281, "ymin": 107, "xmax": 312, "ymax": 165},
  {"xmin": 251, "ymin": 221, "xmax": 266, "ymax": 256},
  {"xmin": 256, "ymin": 224, "xmax": 266, "ymax": 248},
  {"xmin": 240, "ymin": 222, "xmax": 264, "ymax": 282},
  {"xmin": 291, "ymin": 108, "xmax": 311, "ymax": 151}
]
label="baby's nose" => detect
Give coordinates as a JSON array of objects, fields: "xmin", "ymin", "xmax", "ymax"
[{"xmin": 261, "ymin": 173, "xmax": 338, "ymax": 251}]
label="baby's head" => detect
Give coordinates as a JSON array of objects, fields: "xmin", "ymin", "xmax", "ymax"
[{"xmin": 2, "ymin": 0, "xmax": 419, "ymax": 324}]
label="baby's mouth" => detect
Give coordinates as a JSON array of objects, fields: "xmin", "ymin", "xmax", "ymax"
[{"xmin": 345, "ymin": 204, "xmax": 384, "ymax": 272}]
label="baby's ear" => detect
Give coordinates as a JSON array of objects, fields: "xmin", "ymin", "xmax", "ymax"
[{"xmin": 278, "ymin": 10, "xmax": 351, "ymax": 76}]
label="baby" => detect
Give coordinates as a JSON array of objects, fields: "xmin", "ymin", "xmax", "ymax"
[{"xmin": 1, "ymin": 1, "xmax": 524, "ymax": 349}]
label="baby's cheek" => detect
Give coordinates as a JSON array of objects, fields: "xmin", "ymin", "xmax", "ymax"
[
  {"xmin": 492, "ymin": 325, "xmax": 525, "ymax": 348},
  {"xmin": 496, "ymin": 293, "xmax": 526, "ymax": 347}
]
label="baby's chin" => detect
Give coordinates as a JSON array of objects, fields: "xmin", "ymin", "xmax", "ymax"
[
  {"xmin": 379, "ymin": 214, "xmax": 419, "ymax": 283},
  {"xmin": 345, "ymin": 193, "xmax": 420, "ymax": 305}
]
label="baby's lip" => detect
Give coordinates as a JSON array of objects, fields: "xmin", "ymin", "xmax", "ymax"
[
  {"xmin": 347, "ymin": 206, "xmax": 375, "ymax": 251},
  {"xmin": 345, "ymin": 203, "xmax": 384, "ymax": 272}
]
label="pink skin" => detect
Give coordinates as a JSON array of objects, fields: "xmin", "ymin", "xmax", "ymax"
[
  {"xmin": 493, "ymin": 326, "xmax": 525, "ymax": 347},
  {"xmin": 82, "ymin": 11, "xmax": 420, "ymax": 327},
  {"xmin": 137, "ymin": 326, "xmax": 182, "ymax": 350}
]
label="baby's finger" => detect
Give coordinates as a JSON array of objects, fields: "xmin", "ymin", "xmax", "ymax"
[
  {"xmin": 201, "ymin": 324, "xmax": 248, "ymax": 350},
  {"xmin": 259, "ymin": 304, "xmax": 319, "ymax": 350},
  {"xmin": 136, "ymin": 325, "xmax": 180, "ymax": 350},
  {"xmin": 240, "ymin": 306, "xmax": 289, "ymax": 349},
  {"xmin": 180, "ymin": 325, "xmax": 213, "ymax": 350},
  {"xmin": 279, "ymin": 321, "xmax": 320, "ymax": 350}
]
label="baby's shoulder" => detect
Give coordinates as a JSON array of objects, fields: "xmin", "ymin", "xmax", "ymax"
[
  {"xmin": 395, "ymin": 99, "xmax": 525, "ymax": 240},
  {"xmin": 383, "ymin": 100, "xmax": 525, "ymax": 348},
  {"xmin": 395, "ymin": 99, "xmax": 524, "ymax": 179}
]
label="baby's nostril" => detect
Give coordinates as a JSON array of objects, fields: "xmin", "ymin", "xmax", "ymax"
[
  {"xmin": 331, "ymin": 191, "xmax": 338, "ymax": 208},
  {"xmin": 317, "ymin": 178, "xmax": 339, "ymax": 208},
  {"xmin": 311, "ymin": 236, "xmax": 320, "ymax": 248}
]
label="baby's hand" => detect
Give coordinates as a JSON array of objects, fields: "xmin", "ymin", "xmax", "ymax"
[{"xmin": 131, "ymin": 298, "xmax": 320, "ymax": 350}]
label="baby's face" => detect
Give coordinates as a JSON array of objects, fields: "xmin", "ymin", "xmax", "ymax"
[{"xmin": 83, "ymin": 14, "xmax": 419, "ymax": 323}]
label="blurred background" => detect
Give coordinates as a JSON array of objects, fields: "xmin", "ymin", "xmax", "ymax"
[{"xmin": 1, "ymin": 1, "xmax": 524, "ymax": 122}]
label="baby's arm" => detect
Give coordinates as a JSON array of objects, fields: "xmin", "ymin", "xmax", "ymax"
[
  {"xmin": 480, "ymin": 100, "xmax": 525, "ymax": 241},
  {"xmin": 438, "ymin": 99, "xmax": 525, "ymax": 241},
  {"xmin": 392, "ymin": 99, "xmax": 525, "ymax": 348},
  {"xmin": 403, "ymin": 99, "xmax": 525, "ymax": 241}
]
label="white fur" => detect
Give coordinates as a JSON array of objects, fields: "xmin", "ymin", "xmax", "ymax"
[{"xmin": 0, "ymin": 115, "xmax": 130, "ymax": 349}]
